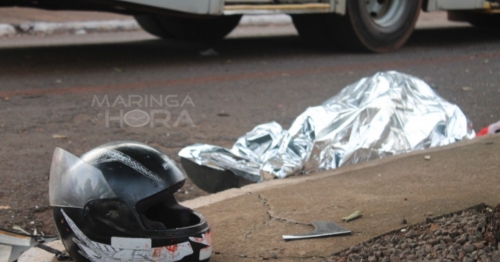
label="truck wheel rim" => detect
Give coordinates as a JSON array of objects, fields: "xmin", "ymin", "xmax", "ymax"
[{"xmin": 364, "ymin": 0, "xmax": 406, "ymax": 27}]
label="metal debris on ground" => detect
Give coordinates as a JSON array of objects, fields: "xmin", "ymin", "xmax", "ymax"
[
  {"xmin": 0, "ymin": 228, "xmax": 33, "ymax": 261},
  {"xmin": 424, "ymin": 155, "xmax": 431, "ymax": 160},
  {"xmin": 11, "ymin": 226, "xmax": 30, "ymax": 235},
  {"xmin": 52, "ymin": 134, "xmax": 67, "ymax": 139},
  {"xmin": 343, "ymin": 211, "xmax": 362, "ymax": 222},
  {"xmin": 1, "ymin": 227, "xmax": 58, "ymax": 262},
  {"xmin": 282, "ymin": 221, "xmax": 351, "ymax": 241},
  {"xmin": 180, "ymin": 71, "xmax": 475, "ymax": 193}
]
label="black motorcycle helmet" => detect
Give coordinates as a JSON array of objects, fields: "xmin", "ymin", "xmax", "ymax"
[{"xmin": 49, "ymin": 141, "xmax": 211, "ymax": 262}]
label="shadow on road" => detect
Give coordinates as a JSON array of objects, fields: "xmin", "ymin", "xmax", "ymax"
[
  {"xmin": 1, "ymin": 26, "xmax": 500, "ymax": 76},
  {"xmin": 407, "ymin": 26, "xmax": 500, "ymax": 48}
]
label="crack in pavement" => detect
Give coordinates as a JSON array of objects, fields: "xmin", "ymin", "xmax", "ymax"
[{"xmin": 258, "ymin": 193, "xmax": 310, "ymax": 226}]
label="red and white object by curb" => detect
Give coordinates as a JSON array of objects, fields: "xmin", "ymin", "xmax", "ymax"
[{"xmin": 477, "ymin": 120, "xmax": 500, "ymax": 136}]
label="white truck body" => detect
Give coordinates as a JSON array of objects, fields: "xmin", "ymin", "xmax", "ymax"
[{"xmin": 118, "ymin": 0, "xmax": 492, "ymax": 16}]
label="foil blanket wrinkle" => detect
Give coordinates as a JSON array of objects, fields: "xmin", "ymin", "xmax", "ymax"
[{"xmin": 179, "ymin": 71, "xmax": 475, "ymax": 183}]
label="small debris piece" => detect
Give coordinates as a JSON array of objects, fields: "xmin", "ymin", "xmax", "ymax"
[
  {"xmin": 75, "ymin": 29, "xmax": 87, "ymax": 35},
  {"xmin": 401, "ymin": 218, "xmax": 408, "ymax": 225},
  {"xmin": 12, "ymin": 226, "xmax": 30, "ymax": 235},
  {"xmin": 0, "ymin": 205, "xmax": 10, "ymax": 210},
  {"xmin": 200, "ymin": 48, "xmax": 218, "ymax": 56},
  {"xmin": 52, "ymin": 134, "xmax": 68, "ymax": 139},
  {"xmin": 462, "ymin": 86, "xmax": 473, "ymax": 91},
  {"xmin": 3, "ymin": 97, "xmax": 9, "ymax": 101},
  {"xmin": 405, "ymin": 229, "xmax": 417, "ymax": 238},
  {"xmin": 424, "ymin": 155, "xmax": 431, "ymax": 160},
  {"xmin": 217, "ymin": 111, "xmax": 230, "ymax": 117},
  {"xmin": 283, "ymin": 221, "xmax": 351, "ymax": 240},
  {"xmin": 343, "ymin": 210, "xmax": 362, "ymax": 222},
  {"xmin": 429, "ymin": 223, "xmax": 440, "ymax": 231}
]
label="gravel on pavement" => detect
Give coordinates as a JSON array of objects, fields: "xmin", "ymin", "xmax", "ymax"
[{"xmin": 326, "ymin": 204, "xmax": 500, "ymax": 262}]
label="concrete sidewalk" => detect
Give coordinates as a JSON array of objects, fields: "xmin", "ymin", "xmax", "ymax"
[
  {"xmin": 0, "ymin": 7, "xmax": 131, "ymax": 24},
  {"xmin": 20, "ymin": 134, "xmax": 500, "ymax": 261},
  {"xmin": 185, "ymin": 134, "xmax": 500, "ymax": 261},
  {"xmin": 0, "ymin": 7, "xmax": 469, "ymax": 37}
]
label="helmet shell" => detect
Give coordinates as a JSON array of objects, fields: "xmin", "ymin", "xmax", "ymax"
[{"xmin": 51, "ymin": 141, "xmax": 211, "ymax": 262}]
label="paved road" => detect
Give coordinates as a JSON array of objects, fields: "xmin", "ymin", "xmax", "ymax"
[{"xmin": 1, "ymin": 23, "xmax": 500, "ymax": 235}]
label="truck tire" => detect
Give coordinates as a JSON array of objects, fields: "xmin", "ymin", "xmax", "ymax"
[
  {"xmin": 134, "ymin": 15, "xmax": 174, "ymax": 39},
  {"xmin": 326, "ymin": 0, "xmax": 422, "ymax": 53},
  {"xmin": 134, "ymin": 14, "xmax": 242, "ymax": 42}
]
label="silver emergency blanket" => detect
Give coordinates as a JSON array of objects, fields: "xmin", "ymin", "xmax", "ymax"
[{"xmin": 179, "ymin": 71, "xmax": 475, "ymax": 183}]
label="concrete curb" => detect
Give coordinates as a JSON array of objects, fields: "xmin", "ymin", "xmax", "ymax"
[
  {"xmin": 21, "ymin": 19, "xmax": 140, "ymax": 34},
  {"xmin": 2, "ymin": 19, "xmax": 141, "ymax": 36},
  {"xmin": 0, "ymin": 14, "xmax": 292, "ymax": 37},
  {"xmin": 0, "ymin": 24, "xmax": 16, "ymax": 37},
  {"xmin": 180, "ymin": 134, "xmax": 497, "ymax": 210}
]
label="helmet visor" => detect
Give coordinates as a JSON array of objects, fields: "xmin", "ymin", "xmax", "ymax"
[{"xmin": 49, "ymin": 148, "xmax": 117, "ymax": 208}]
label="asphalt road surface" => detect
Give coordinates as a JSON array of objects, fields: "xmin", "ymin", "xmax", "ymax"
[{"xmin": 1, "ymin": 22, "xmax": 500, "ymax": 236}]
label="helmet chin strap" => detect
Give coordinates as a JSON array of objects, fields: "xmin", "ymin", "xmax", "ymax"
[{"xmin": 35, "ymin": 242, "xmax": 72, "ymax": 261}]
